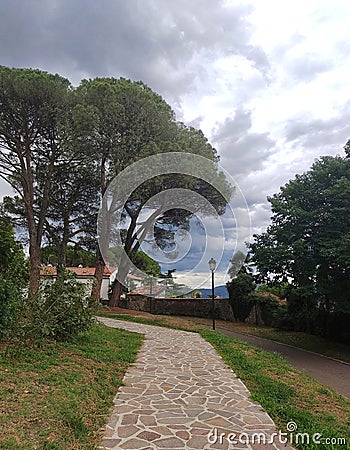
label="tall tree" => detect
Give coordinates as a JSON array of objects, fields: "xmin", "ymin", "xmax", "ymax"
[
  {"xmin": 74, "ymin": 77, "xmax": 176, "ymax": 301},
  {"xmin": 0, "ymin": 66, "xmax": 71, "ymax": 298},
  {"xmin": 249, "ymin": 151, "xmax": 350, "ymax": 338},
  {"xmin": 106, "ymin": 131, "xmax": 231, "ymax": 306}
]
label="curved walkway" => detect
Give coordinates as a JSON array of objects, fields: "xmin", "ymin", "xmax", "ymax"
[
  {"xmin": 98, "ymin": 317, "xmax": 293, "ymax": 450},
  {"xmin": 218, "ymin": 328, "xmax": 350, "ymax": 399}
]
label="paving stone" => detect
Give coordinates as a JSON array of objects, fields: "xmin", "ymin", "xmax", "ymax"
[
  {"xmin": 152, "ymin": 426, "xmax": 174, "ymax": 435},
  {"xmin": 187, "ymin": 435, "xmax": 212, "ymax": 448},
  {"xmin": 119, "ymin": 438, "xmax": 152, "ymax": 449},
  {"xmin": 153, "ymin": 436, "xmax": 185, "ymax": 447},
  {"xmin": 121, "ymin": 414, "xmax": 139, "ymax": 425},
  {"xmin": 205, "ymin": 416, "xmax": 235, "ymax": 428},
  {"xmin": 137, "ymin": 430, "xmax": 161, "ymax": 441},
  {"xmin": 99, "ymin": 437, "xmax": 122, "ymax": 449},
  {"xmin": 191, "ymin": 427, "xmax": 213, "ymax": 435},
  {"xmin": 117, "ymin": 425, "xmax": 140, "ymax": 438},
  {"xmin": 139, "ymin": 415, "xmax": 157, "ymax": 426},
  {"xmin": 176, "ymin": 430, "xmax": 190, "ymax": 440}
]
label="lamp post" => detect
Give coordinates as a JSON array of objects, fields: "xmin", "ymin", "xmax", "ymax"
[{"xmin": 208, "ymin": 258, "xmax": 216, "ymax": 330}]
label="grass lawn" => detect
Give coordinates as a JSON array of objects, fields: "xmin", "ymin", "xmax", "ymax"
[
  {"xmin": 99, "ymin": 311, "xmax": 350, "ymax": 449},
  {"xmin": 220, "ymin": 322, "xmax": 350, "ymax": 364},
  {"xmin": 0, "ymin": 323, "xmax": 143, "ymax": 450},
  {"xmin": 100, "ymin": 308, "xmax": 350, "ymax": 363}
]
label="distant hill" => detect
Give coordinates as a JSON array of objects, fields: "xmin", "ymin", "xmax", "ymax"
[{"xmin": 199, "ymin": 285, "xmax": 228, "ymax": 298}]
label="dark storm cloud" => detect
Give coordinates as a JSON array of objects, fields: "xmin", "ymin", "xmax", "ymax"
[
  {"xmin": 213, "ymin": 107, "xmax": 275, "ymax": 177},
  {"xmin": 0, "ymin": 0, "xmax": 268, "ymax": 100}
]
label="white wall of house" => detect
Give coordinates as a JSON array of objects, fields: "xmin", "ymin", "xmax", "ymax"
[
  {"xmin": 40, "ymin": 275, "xmax": 110, "ymax": 301},
  {"xmin": 100, "ymin": 278, "xmax": 110, "ymax": 301}
]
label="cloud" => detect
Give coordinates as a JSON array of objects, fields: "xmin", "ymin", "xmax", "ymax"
[
  {"xmin": 212, "ymin": 107, "xmax": 276, "ymax": 177},
  {"xmin": 0, "ymin": 178, "xmax": 12, "ymax": 201},
  {"xmin": 0, "ymin": 0, "xmax": 268, "ymax": 104},
  {"xmin": 286, "ymin": 54, "xmax": 333, "ymax": 83},
  {"xmin": 284, "ymin": 101, "xmax": 350, "ymax": 152}
]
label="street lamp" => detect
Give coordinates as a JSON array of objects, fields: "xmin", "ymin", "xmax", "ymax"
[{"xmin": 208, "ymin": 258, "xmax": 216, "ymax": 330}]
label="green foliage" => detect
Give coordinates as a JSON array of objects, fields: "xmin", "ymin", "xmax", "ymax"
[
  {"xmin": 15, "ymin": 271, "xmax": 96, "ymax": 346},
  {"xmin": 41, "ymin": 244, "xmax": 96, "ymax": 267},
  {"xmin": 250, "ymin": 152, "xmax": 350, "ymax": 341},
  {"xmin": 227, "ymin": 272, "xmax": 283, "ymax": 326},
  {"xmin": 132, "ymin": 251, "xmax": 161, "ymax": 276},
  {"xmin": 0, "ymin": 66, "xmax": 73, "ymax": 299},
  {"xmin": 257, "ymin": 282, "xmax": 289, "ymax": 298},
  {"xmin": 227, "ymin": 273, "xmax": 256, "ymax": 321},
  {"xmin": 0, "ymin": 219, "xmax": 28, "ymax": 340},
  {"xmin": 0, "ymin": 66, "xmax": 230, "ymax": 309}
]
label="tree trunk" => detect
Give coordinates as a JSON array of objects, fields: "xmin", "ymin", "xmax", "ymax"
[
  {"xmin": 28, "ymin": 242, "xmax": 41, "ymax": 301},
  {"xmin": 109, "ymin": 261, "xmax": 130, "ymax": 307},
  {"xmin": 91, "ymin": 246, "xmax": 106, "ymax": 303},
  {"xmin": 109, "ymin": 280, "xmax": 123, "ymax": 307},
  {"xmin": 245, "ymin": 301, "xmax": 264, "ymax": 325},
  {"xmin": 25, "ymin": 168, "xmax": 41, "ymax": 300},
  {"xmin": 56, "ymin": 217, "xmax": 70, "ymax": 278}
]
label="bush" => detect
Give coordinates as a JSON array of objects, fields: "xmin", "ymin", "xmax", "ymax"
[
  {"xmin": 16, "ymin": 270, "xmax": 97, "ymax": 346},
  {"xmin": 0, "ymin": 279, "xmax": 23, "ymax": 340},
  {"xmin": 0, "ymin": 218, "xmax": 28, "ymax": 341}
]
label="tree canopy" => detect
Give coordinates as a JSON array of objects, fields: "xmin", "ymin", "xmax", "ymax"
[
  {"xmin": 0, "ymin": 66, "xmax": 72, "ymax": 296},
  {"xmin": 41, "ymin": 245, "xmax": 96, "ymax": 267},
  {"xmin": 249, "ymin": 151, "xmax": 350, "ymax": 340}
]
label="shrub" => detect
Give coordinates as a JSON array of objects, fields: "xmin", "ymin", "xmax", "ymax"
[
  {"xmin": 16, "ymin": 270, "xmax": 96, "ymax": 346},
  {"xmin": 0, "ymin": 279, "xmax": 23, "ymax": 340},
  {"xmin": 0, "ymin": 218, "xmax": 28, "ymax": 340}
]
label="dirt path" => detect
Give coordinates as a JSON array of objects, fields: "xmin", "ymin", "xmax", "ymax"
[{"xmin": 218, "ymin": 327, "xmax": 350, "ymax": 399}]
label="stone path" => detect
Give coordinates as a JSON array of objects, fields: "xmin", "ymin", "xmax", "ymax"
[{"xmin": 98, "ymin": 317, "xmax": 294, "ymax": 450}]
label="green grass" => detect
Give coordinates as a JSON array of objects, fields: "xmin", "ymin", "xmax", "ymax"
[
  {"xmin": 0, "ymin": 323, "xmax": 143, "ymax": 449},
  {"xmin": 100, "ymin": 309, "xmax": 350, "ymax": 363},
  {"xmin": 226, "ymin": 325, "xmax": 350, "ymax": 364},
  {"xmin": 98, "ymin": 312, "xmax": 195, "ymax": 332},
  {"xmin": 201, "ymin": 330, "xmax": 350, "ymax": 450}
]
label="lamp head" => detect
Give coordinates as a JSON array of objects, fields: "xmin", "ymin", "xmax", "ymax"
[{"xmin": 208, "ymin": 257, "xmax": 216, "ymax": 272}]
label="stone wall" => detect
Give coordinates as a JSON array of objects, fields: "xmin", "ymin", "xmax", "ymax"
[{"xmin": 119, "ymin": 294, "xmax": 235, "ymax": 321}]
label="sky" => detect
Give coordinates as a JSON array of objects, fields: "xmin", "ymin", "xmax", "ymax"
[{"xmin": 1, "ymin": 0, "xmax": 350, "ymax": 288}]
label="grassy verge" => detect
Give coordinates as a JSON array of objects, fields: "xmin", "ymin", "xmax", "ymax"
[
  {"xmin": 201, "ymin": 330, "xmax": 350, "ymax": 450},
  {"xmin": 219, "ymin": 322, "xmax": 350, "ymax": 364},
  {"xmin": 99, "ymin": 308, "xmax": 350, "ymax": 363},
  {"xmin": 0, "ymin": 323, "xmax": 143, "ymax": 450},
  {"xmin": 97, "ymin": 312, "xmax": 195, "ymax": 332}
]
